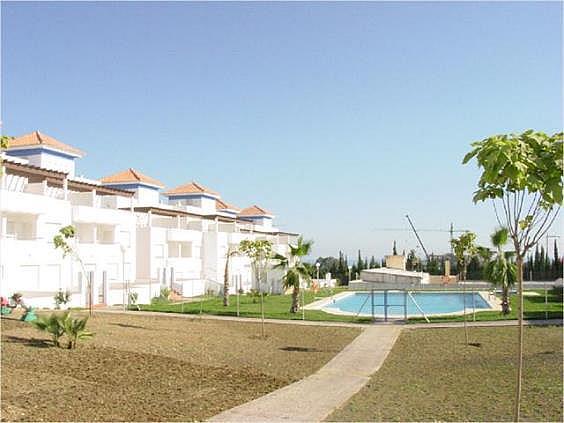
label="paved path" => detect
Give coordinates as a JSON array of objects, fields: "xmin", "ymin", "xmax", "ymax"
[
  {"xmin": 208, "ymin": 325, "xmax": 401, "ymax": 422},
  {"xmin": 95, "ymin": 308, "xmax": 373, "ymax": 328}
]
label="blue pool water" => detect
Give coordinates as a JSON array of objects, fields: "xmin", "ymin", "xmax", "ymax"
[{"xmin": 325, "ymin": 292, "xmax": 491, "ymax": 316}]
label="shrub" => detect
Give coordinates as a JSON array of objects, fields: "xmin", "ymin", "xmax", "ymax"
[
  {"xmin": 150, "ymin": 287, "xmax": 172, "ymax": 305},
  {"xmin": 61, "ymin": 313, "xmax": 93, "ymax": 349},
  {"xmin": 31, "ymin": 312, "xmax": 66, "ymax": 347},
  {"xmin": 31, "ymin": 311, "xmax": 94, "ymax": 349},
  {"xmin": 247, "ymin": 289, "xmax": 268, "ymax": 303},
  {"xmin": 54, "ymin": 289, "xmax": 71, "ymax": 309},
  {"xmin": 550, "ymin": 285, "xmax": 563, "ymax": 301}
]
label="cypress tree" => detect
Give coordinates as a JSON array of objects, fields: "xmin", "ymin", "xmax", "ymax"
[
  {"xmin": 554, "ymin": 240, "xmax": 561, "ymax": 279},
  {"xmin": 393, "ymin": 241, "xmax": 398, "ymax": 255}
]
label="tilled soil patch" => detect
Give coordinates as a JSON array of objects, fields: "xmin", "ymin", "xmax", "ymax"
[{"xmin": 1, "ymin": 313, "xmax": 360, "ymax": 421}]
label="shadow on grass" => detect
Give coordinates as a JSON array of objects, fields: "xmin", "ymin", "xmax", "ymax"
[{"xmin": 3, "ymin": 335, "xmax": 51, "ymax": 348}]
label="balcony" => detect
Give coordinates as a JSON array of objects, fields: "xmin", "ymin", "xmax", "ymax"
[
  {"xmin": 72, "ymin": 205, "xmax": 132, "ymax": 225},
  {"xmin": 166, "ymin": 228, "xmax": 201, "ymax": 242},
  {"xmin": 0, "ymin": 189, "xmax": 67, "ymax": 215}
]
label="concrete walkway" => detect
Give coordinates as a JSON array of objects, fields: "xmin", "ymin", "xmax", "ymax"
[
  {"xmin": 95, "ymin": 308, "xmax": 372, "ymax": 328},
  {"xmin": 208, "ymin": 325, "xmax": 401, "ymax": 422}
]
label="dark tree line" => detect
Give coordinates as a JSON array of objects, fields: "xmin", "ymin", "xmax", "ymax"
[{"xmin": 309, "ymin": 239, "xmax": 562, "ymax": 284}]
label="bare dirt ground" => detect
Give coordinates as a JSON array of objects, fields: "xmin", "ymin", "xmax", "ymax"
[{"xmin": 1, "ymin": 312, "xmax": 360, "ymax": 422}]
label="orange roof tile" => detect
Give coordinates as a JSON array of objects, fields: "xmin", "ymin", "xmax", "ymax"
[
  {"xmin": 8, "ymin": 131, "xmax": 85, "ymax": 157},
  {"xmin": 238, "ymin": 205, "xmax": 274, "ymax": 217},
  {"xmin": 164, "ymin": 181, "xmax": 219, "ymax": 197},
  {"xmin": 100, "ymin": 168, "xmax": 164, "ymax": 188},
  {"xmin": 216, "ymin": 199, "xmax": 241, "ymax": 212}
]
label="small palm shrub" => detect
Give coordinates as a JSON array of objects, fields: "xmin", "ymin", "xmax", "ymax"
[
  {"xmin": 31, "ymin": 311, "xmax": 94, "ymax": 349},
  {"xmin": 61, "ymin": 313, "xmax": 93, "ymax": 349},
  {"xmin": 31, "ymin": 312, "xmax": 66, "ymax": 347}
]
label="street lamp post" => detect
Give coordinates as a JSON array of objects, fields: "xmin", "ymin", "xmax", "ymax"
[
  {"xmin": 348, "ymin": 265, "xmax": 352, "ymax": 283},
  {"xmin": 316, "ymin": 262, "xmax": 320, "ymax": 288}
]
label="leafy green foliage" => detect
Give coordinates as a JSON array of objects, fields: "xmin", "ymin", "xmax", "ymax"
[
  {"xmin": 61, "ymin": 313, "xmax": 94, "ymax": 349},
  {"xmin": 54, "ymin": 289, "xmax": 71, "ymax": 309},
  {"xmin": 32, "ymin": 311, "xmax": 94, "ymax": 349},
  {"xmin": 151, "ymin": 287, "xmax": 172, "ymax": 305},
  {"xmin": 450, "ymin": 232, "xmax": 477, "ymax": 281},
  {"xmin": 31, "ymin": 312, "xmax": 66, "ymax": 347},
  {"xmin": 272, "ymin": 236, "xmax": 313, "ymax": 313},
  {"xmin": 484, "ymin": 228, "xmax": 517, "ymax": 314},
  {"xmin": 463, "ymin": 130, "xmax": 563, "ymax": 205},
  {"xmin": 247, "ymin": 289, "xmax": 268, "ymax": 303}
]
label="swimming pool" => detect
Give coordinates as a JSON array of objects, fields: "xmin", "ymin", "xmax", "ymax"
[{"xmin": 315, "ymin": 291, "xmax": 493, "ymax": 317}]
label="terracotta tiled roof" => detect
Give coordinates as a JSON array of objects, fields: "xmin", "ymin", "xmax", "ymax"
[
  {"xmin": 165, "ymin": 181, "xmax": 219, "ymax": 197},
  {"xmin": 100, "ymin": 168, "xmax": 164, "ymax": 188},
  {"xmin": 239, "ymin": 205, "xmax": 274, "ymax": 217},
  {"xmin": 8, "ymin": 131, "xmax": 85, "ymax": 156},
  {"xmin": 216, "ymin": 199, "xmax": 241, "ymax": 212}
]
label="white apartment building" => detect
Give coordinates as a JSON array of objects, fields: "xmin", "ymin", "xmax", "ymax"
[{"xmin": 0, "ymin": 131, "xmax": 298, "ymax": 308}]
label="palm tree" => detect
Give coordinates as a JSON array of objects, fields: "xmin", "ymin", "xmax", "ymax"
[
  {"xmin": 484, "ymin": 228, "xmax": 516, "ymax": 315},
  {"xmin": 273, "ymin": 237, "xmax": 313, "ymax": 313}
]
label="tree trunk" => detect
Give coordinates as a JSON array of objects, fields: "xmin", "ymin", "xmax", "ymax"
[
  {"xmin": 514, "ymin": 255, "xmax": 524, "ymax": 422},
  {"xmin": 290, "ymin": 286, "xmax": 299, "ymax": 313},
  {"xmin": 501, "ymin": 285, "xmax": 511, "ymax": 315},
  {"xmin": 223, "ymin": 254, "xmax": 230, "ymax": 306}
]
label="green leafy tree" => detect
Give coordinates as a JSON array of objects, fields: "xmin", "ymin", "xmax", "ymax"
[
  {"xmin": 239, "ymin": 239, "xmax": 273, "ymax": 337},
  {"xmin": 463, "ymin": 129, "xmax": 563, "ymax": 421},
  {"xmin": 273, "ymin": 237, "xmax": 313, "ymax": 313},
  {"xmin": 451, "ymin": 232, "xmax": 477, "ymax": 282},
  {"xmin": 451, "ymin": 231, "xmax": 477, "ymax": 345},
  {"xmin": 53, "ymin": 226, "xmax": 92, "ymax": 316},
  {"xmin": 484, "ymin": 228, "xmax": 516, "ymax": 314}
]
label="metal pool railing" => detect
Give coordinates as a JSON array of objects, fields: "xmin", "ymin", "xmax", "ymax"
[{"xmin": 352, "ymin": 289, "xmax": 430, "ymax": 323}]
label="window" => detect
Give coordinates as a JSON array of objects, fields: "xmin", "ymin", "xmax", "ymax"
[
  {"xmin": 44, "ymin": 265, "xmax": 61, "ymax": 289},
  {"xmin": 19, "ymin": 265, "xmax": 40, "ymax": 290},
  {"xmin": 119, "ymin": 230, "xmax": 131, "ymax": 247},
  {"xmin": 154, "ymin": 244, "xmax": 164, "ymax": 258}
]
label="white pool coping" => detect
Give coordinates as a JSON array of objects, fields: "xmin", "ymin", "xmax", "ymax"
[{"xmin": 305, "ymin": 290, "xmax": 501, "ymax": 318}]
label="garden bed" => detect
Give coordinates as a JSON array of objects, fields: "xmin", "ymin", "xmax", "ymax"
[{"xmin": 1, "ymin": 312, "xmax": 360, "ymax": 421}]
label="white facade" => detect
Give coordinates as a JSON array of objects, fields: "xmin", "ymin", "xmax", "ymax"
[{"xmin": 0, "ymin": 134, "xmax": 299, "ymax": 309}]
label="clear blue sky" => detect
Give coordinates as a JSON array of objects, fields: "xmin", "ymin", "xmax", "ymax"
[{"xmin": 2, "ymin": 1, "xmax": 562, "ymax": 260}]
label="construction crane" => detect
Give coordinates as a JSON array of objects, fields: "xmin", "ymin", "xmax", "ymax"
[{"xmin": 373, "ymin": 217, "xmax": 469, "ymax": 258}]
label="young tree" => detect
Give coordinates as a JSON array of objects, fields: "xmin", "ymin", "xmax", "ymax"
[
  {"xmin": 223, "ymin": 246, "xmax": 239, "ymax": 307},
  {"xmin": 239, "ymin": 239, "xmax": 273, "ymax": 337},
  {"xmin": 451, "ymin": 231, "xmax": 477, "ymax": 345},
  {"xmin": 463, "ymin": 129, "xmax": 563, "ymax": 421},
  {"xmin": 0, "ymin": 135, "xmax": 13, "ymax": 176},
  {"xmin": 484, "ymin": 228, "xmax": 516, "ymax": 314},
  {"xmin": 53, "ymin": 226, "xmax": 92, "ymax": 316},
  {"xmin": 273, "ymin": 237, "xmax": 313, "ymax": 313}
]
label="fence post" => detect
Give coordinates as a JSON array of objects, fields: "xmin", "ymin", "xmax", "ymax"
[
  {"xmin": 404, "ymin": 289, "xmax": 408, "ymax": 321},
  {"xmin": 371, "ymin": 289, "xmax": 375, "ymax": 322},
  {"xmin": 384, "ymin": 289, "xmax": 388, "ymax": 322}
]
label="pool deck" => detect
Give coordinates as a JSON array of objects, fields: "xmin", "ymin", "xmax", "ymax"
[{"xmin": 208, "ymin": 325, "xmax": 401, "ymax": 422}]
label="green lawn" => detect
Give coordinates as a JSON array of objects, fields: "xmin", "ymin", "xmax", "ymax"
[
  {"xmin": 137, "ymin": 288, "xmax": 373, "ymax": 324},
  {"xmin": 408, "ymin": 290, "xmax": 563, "ymax": 324},
  {"xmin": 136, "ymin": 288, "xmax": 562, "ymax": 325},
  {"xmin": 328, "ymin": 325, "xmax": 563, "ymax": 422}
]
